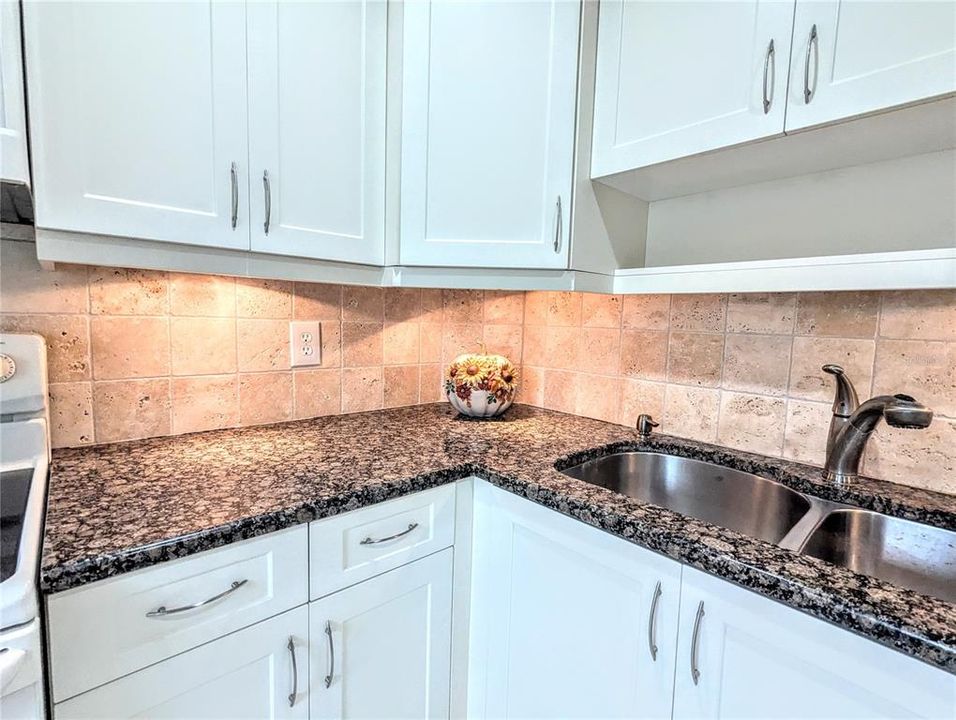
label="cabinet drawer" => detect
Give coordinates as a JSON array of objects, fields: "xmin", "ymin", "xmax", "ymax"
[
  {"xmin": 48, "ymin": 525, "xmax": 308, "ymax": 703},
  {"xmin": 309, "ymin": 484, "xmax": 456, "ymax": 599}
]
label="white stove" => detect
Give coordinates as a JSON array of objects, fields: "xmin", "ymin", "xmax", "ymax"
[{"xmin": 0, "ymin": 334, "xmax": 50, "ymax": 719}]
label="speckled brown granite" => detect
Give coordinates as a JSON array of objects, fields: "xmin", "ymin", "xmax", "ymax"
[{"xmin": 44, "ymin": 404, "xmax": 956, "ymax": 673}]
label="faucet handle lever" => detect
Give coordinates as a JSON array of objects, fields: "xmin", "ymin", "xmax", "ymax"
[{"xmin": 821, "ymin": 364, "xmax": 859, "ymax": 417}]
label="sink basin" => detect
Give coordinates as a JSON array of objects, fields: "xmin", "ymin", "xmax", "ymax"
[
  {"xmin": 799, "ymin": 509, "xmax": 956, "ymax": 603},
  {"xmin": 560, "ymin": 452, "xmax": 812, "ymax": 544}
]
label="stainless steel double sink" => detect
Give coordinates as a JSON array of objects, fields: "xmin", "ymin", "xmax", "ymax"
[{"xmin": 560, "ymin": 451, "xmax": 956, "ymax": 604}]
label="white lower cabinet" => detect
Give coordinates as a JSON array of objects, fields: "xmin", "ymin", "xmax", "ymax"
[
  {"xmin": 673, "ymin": 567, "xmax": 956, "ymax": 720},
  {"xmin": 56, "ymin": 605, "xmax": 308, "ymax": 720},
  {"xmin": 310, "ymin": 548, "xmax": 454, "ymax": 720},
  {"xmin": 468, "ymin": 481, "xmax": 681, "ymax": 720}
]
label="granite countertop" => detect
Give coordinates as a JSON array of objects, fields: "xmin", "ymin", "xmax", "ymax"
[{"xmin": 44, "ymin": 404, "xmax": 956, "ymax": 673}]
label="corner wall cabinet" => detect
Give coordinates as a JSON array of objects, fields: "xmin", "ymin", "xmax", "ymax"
[
  {"xmin": 46, "ymin": 481, "xmax": 955, "ymax": 719},
  {"xmin": 0, "ymin": 0, "xmax": 30, "ymax": 185},
  {"xmin": 22, "ymin": 0, "xmax": 386, "ymax": 264}
]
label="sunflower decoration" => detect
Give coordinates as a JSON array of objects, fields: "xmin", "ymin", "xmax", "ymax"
[{"xmin": 444, "ymin": 343, "xmax": 519, "ymax": 417}]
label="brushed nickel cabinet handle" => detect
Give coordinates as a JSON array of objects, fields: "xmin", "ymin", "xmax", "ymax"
[
  {"xmin": 324, "ymin": 620, "xmax": 335, "ymax": 689},
  {"xmin": 804, "ymin": 24, "xmax": 818, "ymax": 104},
  {"xmin": 263, "ymin": 170, "xmax": 272, "ymax": 235},
  {"xmin": 690, "ymin": 600, "xmax": 705, "ymax": 685},
  {"xmin": 762, "ymin": 39, "xmax": 775, "ymax": 114},
  {"xmin": 287, "ymin": 636, "xmax": 298, "ymax": 707},
  {"xmin": 553, "ymin": 196, "xmax": 563, "ymax": 253},
  {"xmin": 360, "ymin": 522, "xmax": 419, "ymax": 545},
  {"xmin": 647, "ymin": 580, "xmax": 662, "ymax": 661},
  {"xmin": 145, "ymin": 579, "xmax": 248, "ymax": 618},
  {"xmin": 230, "ymin": 162, "xmax": 239, "ymax": 229}
]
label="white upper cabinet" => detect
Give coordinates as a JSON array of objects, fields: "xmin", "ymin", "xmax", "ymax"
[
  {"xmin": 1, "ymin": 0, "xmax": 29, "ymax": 185},
  {"xmin": 591, "ymin": 0, "xmax": 795, "ymax": 176},
  {"xmin": 400, "ymin": 0, "xmax": 580, "ymax": 269},
  {"xmin": 23, "ymin": 1, "xmax": 250, "ymax": 250},
  {"xmin": 247, "ymin": 0, "xmax": 386, "ymax": 265},
  {"xmin": 786, "ymin": 1, "xmax": 956, "ymax": 131}
]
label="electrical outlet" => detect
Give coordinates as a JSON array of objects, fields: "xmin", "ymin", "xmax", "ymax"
[{"xmin": 290, "ymin": 321, "xmax": 322, "ymax": 368}]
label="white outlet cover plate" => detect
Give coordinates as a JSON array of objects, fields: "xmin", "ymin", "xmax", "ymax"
[{"xmin": 290, "ymin": 321, "xmax": 322, "ymax": 367}]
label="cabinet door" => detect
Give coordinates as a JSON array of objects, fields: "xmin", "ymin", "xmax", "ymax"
[
  {"xmin": 23, "ymin": 1, "xmax": 249, "ymax": 249},
  {"xmin": 56, "ymin": 606, "xmax": 309, "ymax": 719},
  {"xmin": 673, "ymin": 567, "xmax": 956, "ymax": 720},
  {"xmin": 310, "ymin": 549, "xmax": 453, "ymax": 720},
  {"xmin": 1, "ymin": 0, "xmax": 29, "ymax": 185},
  {"xmin": 400, "ymin": 0, "xmax": 579, "ymax": 269},
  {"xmin": 787, "ymin": 1, "xmax": 956, "ymax": 131},
  {"xmin": 468, "ymin": 481, "xmax": 681, "ymax": 720},
  {"xmin": 247, "ymin": 0, "xmax": 386, "ymax": 265},
  {"xmin": 591, "ymin": 0, "xmax": 794, "ymax": 176}
]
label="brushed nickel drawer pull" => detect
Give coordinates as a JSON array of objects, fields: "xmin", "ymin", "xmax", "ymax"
[
  {"xmin": 804, "ymin": 24, "xmax": 818, "ymax": 104},
  {"xmin": 145, "ymin": 579, "xmax": 248, "ymax": 618},
  {"xmin": 360, "ymin": 522, "xmax": 419, "ymax": 546},
  {"xmin": 287, "ymin": 636, "xmax": 298, "ymax": 707},
  {"xmin": 553, "ymin": 195, "xmax": 563, "ymax": 253},
  {"xmin": 230, "ymin": 162, "xmax": 239, "ymax": 229},
  {"xmin": 324, "ymin": 620, "xmax": 335, "ymax": 689},
  {"xmin": 762, "ymin": 39, "xmax": 775, "ymax": 114},
  {"xmin": 263, "ymin": 169, "xmax": 272, "ymax": 235},
  {"xmin": 690, "ymin": 600, "xmax": 705, "ymax": 685},
  {"xmin": 647, "ymin": 580, "xmax": 662, "ymax": 661}
]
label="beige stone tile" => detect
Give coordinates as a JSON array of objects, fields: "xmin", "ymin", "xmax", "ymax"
[
  {"xmin": 0, "ymin": 314, "xmax": 91, "ymax": 382},
  {"xmin": 343, "ymin": 286, "xmax": 384, "ymax": 322},
  {"xmin": 880, "ymin": 290, "xmax": 956, "ymax": 341},
  {"xmin": 670, "ymin": 294, "xmax": 726, "ymax": 332},
  {"xmin": 663, "ymin": 385, "xmax": 719, "ymax": 443},
  {"xmin": 169, "ymin": 274, "xmax": 235, "ymax": 317},
  {"xmin": 0, "ymin": 240, "xmax": 88, "ymax": 313},
  {"xmin": 342, "ymin": 367, "xmax": 383, "ymax": 412},
  {"xmin": 543, "ymin": 369, "xmax": 577, "ymax": 414},
  {"xmin": 89, "ymin": 267, "xmax": 168, "ymax": 315},
  {"xmin": 722, "ymin": 334, "xmax": 792, "ymax": 396},
  {"xmin": 90, "ymin": 316, "xmax": 170, "ymax": 380},
  {"xmin": 419, "ymin": 323, "xmax": 442, "ymax": 363},
  {"xmin": 383, "ymin": 321, "xmax": 420, "ymax": 365},
  {"xmin": 621, "ymin": 329, "xmax": 667, "ymax": 381},
  {"xmin": 384, "ymin": 288, "xmax": 422, "ymax": 323},
  {"xmin": 795, "ymin": 291, "xmax": 880, "ymax": 337},
  {"xmin": 864, "ymin": 417, "xmax": 956, "ymax": 493},
  {"xmin": 294, "ymin": 368, "xmax": 342, "ymax": 418},
  {"xmin": 441, "ymin": 289, "xmax": 483, "ymax": 324},
  {"xmin": 619, "ymin": 379, "xmax": 666, "ymax": 428},
  {"xmin": 419, "ymin": 364, "xmax": 444, "ymax": 403},
  {"xmin": 581, "ymin": 294, "xmax": 623, "ymax": 328},
  {"xmin": 783, "ymin": 400, "xmax": 831, "ymax": 466},
  {"xmin": 575, "ymin": 375, "xmax": 622, "ymax": 423},
  {"xmin": 483, "ymin": 291, "xmax": 524, "ymax": 324},
  {"xmin": 483, "ymin": 324, "xmax": 523, "ymax": 363},
  {"xmin": 170, "ymin": 317, "xmax": 237, "ymax": 376},
  {"xmin": 518, "ymin": 366, "xmax": 544, "ymax": 407},
  {"xmin": 237, "ymin": 319, "xmax": 290, "ymax": 372},
  {"xmin": 49, "ymin": 382, "xmax": 94, "ymax": 448},
  {"xmin": 545, "ymin": 326, "xmax": 580, "ymax": 371},
  {"xmin": 873, "ymin": 339, "xmax": 956, "ymax": 417},
  {"xmin": 92, "ymin": 379, "xmax": 171, "ymax": 443},
  {"xmin": 788, "ymin": 336, "xmax": 875, "ymax": 402},
  {"xmin": 524, "ymin": 291, "xmax": 581, "ymax": 327},
  {"xmin": 384, "ymin": 365, "xmax": 420, "ymax": 408},
  {"xmin": 419, "ymin": 290, "xmax": 444, "ymax": 325},
  {"xmin": 171, "ymin": 375, "xmax": 239, "ymax": 434},
  {"xmin": 622, "ymin": 295, "xmax": 670, "ymax": 331},
  {"xmin": 236, "ymin": 278, "xmax": 292, "ymax": 318},
  {"xmin": 667, "ymin": 332, "xmax": 724, "ymax": 387},
  {"xmin": 294, "ymin": 283, "xmax": 341, "ymax": 321},
  {"xmin": 319, "ymin": 322, "xmax": 342, "ymax": 368},
  {"xmin": 343, "ymin": 322, "xmax": 384, "ymax": 367},
  {"xmin": 717, "ymin": 392, "xmax": 786, "ymax": 456},
  {"xmin": 576, "ymin": 327, "xmax": 620, "ymax": 375},
  {"xmin": 726, "ymin": 293, "xmax": 796, "ymax": 334},
  {"xmin": 239, "ymin": 372, "xmax": 293, "ymax": 426},
  {"xmin": 441, "ymin": 323, "xmax": 484, "ymax": 365},
  {"xmin": 521, "ymin": 325, "xmax": 548, "ymax": 367}
]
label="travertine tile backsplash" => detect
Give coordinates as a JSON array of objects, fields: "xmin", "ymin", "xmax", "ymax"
[{"xmin": 1, "ymin": 238, "xmax": 953, "ymax": 495}]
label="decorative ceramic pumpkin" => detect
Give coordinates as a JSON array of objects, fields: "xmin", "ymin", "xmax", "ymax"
[{"xmin": 444, "ymin": 347, "xmax": 518, "ymax": 418}]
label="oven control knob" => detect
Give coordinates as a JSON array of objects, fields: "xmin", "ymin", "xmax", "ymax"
[{"xmin": 0, "ymin": 354, "xmax": 16, "ymax": 383}]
